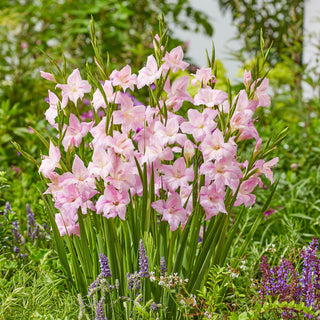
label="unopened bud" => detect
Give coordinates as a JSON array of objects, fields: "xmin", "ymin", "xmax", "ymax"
[
  {"xmin": 253, "ymin": 138, "xmax": 262, "ymax": 157},
  {"xmin": 244, "ymin": 69, "xmax": 251, "ymax": 90},
  {"xmin": 183, "ymin": 140, "xmax": 195, "ymax": 164}
]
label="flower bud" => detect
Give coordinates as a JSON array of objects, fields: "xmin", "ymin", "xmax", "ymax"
[
  {"xmin": 183, "ymin": 140, "xmax": 195, "ymax": 164},
  {"xmin": 244, "ymin": 69, "xmax": 251, "ymax": 90}
]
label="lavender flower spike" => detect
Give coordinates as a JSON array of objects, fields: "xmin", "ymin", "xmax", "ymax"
[
  {"xmin": 139, "ymin": 239, "xmax": 150, "ymax": 278},
  {"xmin": 26, "ymin": 204, "xmax": 36, "ymax": 238},
  {"xmin": 99, "ymin": 253, "xmax": 112, "ymax": 278},
  {"xmin": 95, "ymin": 296, "xmax": 107, "ymax": 320},
  {"xmin": 160, "ymin": 256, "xmax": 167, "ymax": 277},
  {"xmin": 4, "ymin": 201, "xmax": 13, "ymax": 216}
]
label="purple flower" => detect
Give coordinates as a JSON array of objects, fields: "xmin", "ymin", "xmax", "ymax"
[
  {"xmin": 26, "ymin": 204, "xmax": 37, "ymax": 238},
  {"xmin": 12, "ymin": 221, "xmax": 21, "ymax": 244},
  {"xmin": 99, "ymin": 253, "xmax": 112, "ymax": 278},
  {"xmin": 127, "ymin": 272, "xmax": 141, "ymax": 290},
  {"xmin": 259, "ymin": 238, "xmax": 320, "ymax": 318},
  {"xmin": 160, "ymin": 257, "xmax": 167, "ymax": 277},
  {"xmin": 95, "ymin": 296, "xmax": 107, "ymax": 320},
  {"xmin": 138, "ymin": 239, "xmax": 149, "ymax": 278},
  {"xmin": 4, "ymin": 202, "xmax": 13, "ymax": 216}
]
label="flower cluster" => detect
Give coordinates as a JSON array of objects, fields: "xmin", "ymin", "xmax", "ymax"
[
  {"xmin": 259, "ymin": 238, "xmax": 320, "ymax": 318},
  {"xmin": 39, "ymin": 36, "xmax": 278, "ymax": 236},
  {"xmin": 81, "ymin": 243, "xmax": 164, "ymax": 319}
]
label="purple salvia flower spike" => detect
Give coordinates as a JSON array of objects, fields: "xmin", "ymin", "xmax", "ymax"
[
  {"xmin": 138, "ymin": 239, "xmax": 149, "ymax": 278},
  {"xmin": 4, "ymin": 201, "xmax": 13, "ymax": 216},
  {"xmin": 99, "ymin": 253, "xmax": 112, "ymax": 278},
  {"xmin": 95, "ymin": 296, "xmax": 107, "ymax": 320},
  {"xmin": 160, "ymin": 256, "xmax": 167, "ymax": 277},
  {"xmin": 26, "ymin": 204, "xmax": 36, "ymax": 238}
]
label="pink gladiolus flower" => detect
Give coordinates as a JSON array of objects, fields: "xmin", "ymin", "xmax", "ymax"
[
  {"xmin": 151, "ymin": 192, "xmax": 188, "ymax": 231},
  {"xmin": 55, "ymin": 210, "xmax": 80, "ymax": 237},
  {"xmin": 113, "ymin": 93, "xmax": 145, "ymax": 132},
  {"xmin": 200, "ymin": 158, "xmax": 243, "ymax": 192},
  {"xmin": 40, "ymin": 71, "xmax": 56, "ymax": 83},
  {"xmin": 194, "ymin": 87, "xmax": 228, "ymax": 107},
  {"xmin": 180, "ymin": 108, "xmax": 217, "ymax": 142},
  {"xmin": 104, "ymin": 150, "xmax": 138, "ymax": 191},
  {"xmin": 39, "ymin": 141, "xmax": 61, "ymax": 178},
  {"xmin": 56, "ymin": 68, "xmax": 91, "ymax": 106},
  {"xmin": 154, "ymin": 117, "xmax": 186, "ymax": 146},
  {"xmin": 92, "ymin": 80, "xmax": 114, "ymax": 111},
  {"xmin": 200, "ymin": 183, "xmax": 227, "ymax": 220},
  {"xmin": 110, "ymin": 65, "xmax": 137, "ymax": 91},
  {"xmin": 162, "ymin": 46, "xmax": 189, "ymax": 73},
  {"xmin": 199, "ymin": 129, "xmax": 237, "ymax": 162},
  {"xmin": 191, "ymin": 67, "xmax": 216, "ymax": 87},
  {"xmin": 96, "ymin": 185, "xmax": 130, "ymax": 220},
  {"xmin": 88, "ymin": 148, "xmax": 111, "ymax": 179},
  {"xmin": 159, "ymin": 157, "xmax": 194, "ymax": 192},
  {"xmin": 137, "ymin": 55, "xmax": 162, "ymax": 88},
  {"xmin": 45, "ymin": 90, "xmax": 60, "ymax": 126},
  {"xmin": 62, "ymin": 114, "xmax": 93, "ymax": 151},
  {"xmin": 90, "ymin": 117, "xmax": 108, "ymax": 148},
  {"xmin": 251, "ymin": 78, "xmax": 271, "ymax": 107},
  {"xmin": 254, "ymin": 157, "xmax": 279, "ymax": 184},
  {"xmin": 234, "ymin": 177, "xmax": 258, "ymax": 208},
  {"xmin": 164, "ymin": 76, "xmax": 193, "ymax": 111}
]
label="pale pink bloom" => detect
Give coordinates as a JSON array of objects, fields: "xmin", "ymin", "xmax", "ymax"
[
  {"xmin": 234, "ymin": 177, "xmax": 258, "ymax": 208},
  {"xmin": 45, "ymin": 90, "xmax": 60, "ymax": 126},
  {"xmin": 39, "ymin": 141, "xmax": 61, "ymax": 178},
  {"xmin": 164, "ymin": 76, "xmax": 193, "ymax": 111},
  {"xmin": 62, "ymin": 114, "xmax": 93, "ymax": 151},
  {"xmin": 54, "ymin": 184, "xmax": 83, "ymax": 212},
  {"xmin": 200, "ymin": 183, "xmax": 227, "ymax": 220},
  {"xmin": 251, "ymin": 78, "xmax": 270, "ymax": 107},
  {"xmin": 180, "ymin": 108, "xmax": 217, "ymax": 142},
  {"xmin": 191, "ymin": 67, "xmax": 215, "ymax": 87},
  {"xmin": 137, "ymin": 55, "xmax": 162, "ymax": 88},
  {"xmin": 194, "ymin": 87, "xmax": 228, "ymax": 107},
  {"xmin": 254, "ymin": 157, "xmax": 279, "ymax": 184},
  {"xmin": 183, "ymin": 140, "xmax": 195, "ymax": 163},
  {"xmin": 237, "ymin": 122, "xmax": 259, "ymax": 141},
  {"xmin": 234, "ymin": 90, "xmax": 258, "ymax": 113},
  {"xmin": 113, "ymin": 93, "xmax": 145, "ymax": 132},
  {"xmin": 88, "ymin": 148, "xmax": 111, "ymax": 179},
  {"xmin": 40, "ymin": 71, "xmax": 56, "ymax": 83},
  {"xmin": 154, "ymin": 117, "xmax": 186, "ymax": 146},
  {"xmin": 106, "ymin": 130, "xmax": 135, "ymax": 159},
  {"xmin": 90, "ymin": 117, "xmax": 108, "ymax": 148},
  {"xmin": 92, "ymin": 81, "xmax": 114, "ymax": 111},
  {"xmin": 61, "ymin": 155, "xmax": 96, "ymax": 195},
  {"xmin": 199, "ymin": 129, "xmax": 237, "ymax": 162},
  {"xmin": 243, "ymin": 70, "xmax": 251, "ymax": 89},
  {"xmin": 104, "ymin": 149, "xmax": 138, "ymax": 191},
  {"xmin": 56, "ymin": 68, "xmax": 91, "ymax": 106},
  {"xmin": 230, "ymin": 110, "xmax": 254, "ymax": 133},
  {"xmin": 142, "ymin": 144, "xmax": 174, "ymax": 165},
  {"xmin": 96, "ymin": 185, "xmax": 130, "ymax": 220},
  {"xmin": 162, "ymin": 46, "xmax": 189, "ymax": 73},
  {"xmin": 110, "ymin": 65, "xmax": 137, "ymax": 91},
  {"xmin": 151, "ymin": 192, "xmax": 188, "ymax": 231},
  {"xmin": 200, "ymin": 158, "xmax": 243, "ymax": 192},
  {"xmin": 159, "ymin": 157, "xmax": 194, "ymax": 192},
  {"xmin": 55, "ymin": 209, "xmax": 80, "ymax": 237}
]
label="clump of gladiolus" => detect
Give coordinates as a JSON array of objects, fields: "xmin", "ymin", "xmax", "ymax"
[{"xmin": 39, "ymin": 37, "xmax": 278, "ymax": 238}]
